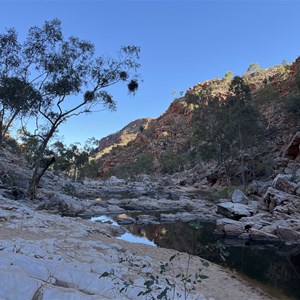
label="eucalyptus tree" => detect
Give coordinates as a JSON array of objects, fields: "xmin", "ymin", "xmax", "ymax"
[
  {"xmin": 228, "ymin": 77, "xmax": 263, "ymax": 185},
  {"xmin": 0, "ymin": 29, "xmax": 41, "ymax": 143},
  {"xmin": 0, "ymin": 19, "xmax": 140, "ymax": 198},
  {"xmin": 194, "ymin": 76, "xmax": 263, "ymax": 186}
]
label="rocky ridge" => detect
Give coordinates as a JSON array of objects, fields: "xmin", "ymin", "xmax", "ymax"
[{"xmin": 96, "ymin": 118, "xmax": 153, "ymax": 158}]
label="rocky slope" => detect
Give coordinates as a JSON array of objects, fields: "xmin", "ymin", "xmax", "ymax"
[
  {"xmin": 97, "ymin": 56, "xmax": 300, "ymax": 178},
  {"xmin": 96, "ymin": 118, "xmax": 153, "ymax": 158}
]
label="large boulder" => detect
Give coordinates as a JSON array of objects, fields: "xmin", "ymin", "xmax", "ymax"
[
  {"xmin": 37, "ymin": 194, "xmax": 86, "ymax": 217},
  {"xmin": 263, "ymin": 187, "xmax": 300, "ymax": 212},
  {"xmin": 271, "ymin": 174, "xmax": 298, "ymax": 194},
  {"xmin": 276, "ymin": 226, "xmax": 300, "ymax": 241},
  {"xmin": 249, "ymin": 228, "xmax": 278, "ymax": 241},
  {"xmin": 217, "ymin": 202, "xmax": 254, "ymax": 220},
  {"xmin": 284, "ymin": 161, "xmax": 300, "ymax": 179},
  {"xmin": 216, "ymin": 218, "xmax": 245, "ymax": 236},
  {"xmin": 281, "ymin": 131, "xmax": 300, "ymax": 160}
]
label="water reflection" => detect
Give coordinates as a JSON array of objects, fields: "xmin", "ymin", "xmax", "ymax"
[
  {"xmin": 91, "ymin": 215, "xmax": 156, "ymax": 246},
  {"xmin": 122, "ymin": 219, "xmax": 300, "ymax": 299}
]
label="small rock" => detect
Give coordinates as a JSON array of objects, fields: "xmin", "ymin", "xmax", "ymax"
[
  {"xmin": 136, "ymin": 215, "xmax": 158, "ymax": 224},
  {"xmin": 231, "ymin": 189, "xmax": 248, "ymax": 203},
  {"xmin": 116, "ymin": 217, "xmax": 136, "ymax": 225},
  {"xmin": 295, "ymin": 185, "xmax": 300, "ymax": 197},
  {"xmin": 106, "ymin": 176, "xmax": 126, "ymax": 185}
]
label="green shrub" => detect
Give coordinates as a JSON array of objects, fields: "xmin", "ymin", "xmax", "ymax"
[
  {"xmin": 159, "ymin": 151, "xmax": 185, "ymax": 174},
  {"xmin": 79, "ymin": 159, "xmax": 102, "ymax": 179},
  {"xmin": 212, "ymin": 185, "xmax": 243, "ymax": 200},
  {"xmin": 246, "ymin": 158, "xmax": 275, "ymax": 180},
  {"xmin": 3, "ymin": 137, "xmax": 21, "ymax": 153},
  {"xmin": 106, "ymin": 151, "xmax": 155, "ymax": 178},
  {"xmin": 295, "ymin": 67, "xmax": 300, "ymax": 90},
  {"xmin": 247, "ymin": 63, "xmax": 260, "ymax": 72},
  {"xmin": 62, "ymin": 183, "xmax": 76, "ymax": 195},
  {"xmin": 285, "ymin": 94, "xmax": 300, "ymax": 118},
  {"xmin": 254, "ymin": 84, "xmax": 278, "ymax": 105},
  {"xmin": 100, "ymin": 253, "xmax": 209, "ymax": 300}
]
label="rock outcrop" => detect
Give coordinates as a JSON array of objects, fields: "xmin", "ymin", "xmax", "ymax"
[
  {"xmin": 96, "ymin": 118, "xmax": 153, "ymax": 158},
  {"xmin": 281, "ymin": 131, "xmax": 300, "ymax": 160},
  {"xmin": 216, "ymin": 134, "xmax": 300, "ymax": 242}
]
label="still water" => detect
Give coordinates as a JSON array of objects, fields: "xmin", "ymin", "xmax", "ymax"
[
  {"xmin": 116, "ymin": 217, "xmax": 300, "ymax": 299},
  {"xmin": 92, "ymin": 214, "xmax": 300, "ymax": 299}
]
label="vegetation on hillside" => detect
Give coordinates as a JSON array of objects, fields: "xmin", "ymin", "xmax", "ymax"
[
  {"xmin": 96, "ymin": 58, "xmax": 300, "ymax": 185},
  {"xmin": 193, "ymin": 76, "xmax": 264, "ymax": 186}
]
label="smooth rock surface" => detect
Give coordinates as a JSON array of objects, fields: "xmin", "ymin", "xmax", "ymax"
[{"xmin": 217, "ymin": 202, "xmax": 253, "ymax": 219}]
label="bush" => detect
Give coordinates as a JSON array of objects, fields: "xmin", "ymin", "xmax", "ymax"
[
  {"xmin": 100, "ymin": 253, "xmax": 209, "ymax": 300},
  {"xmin": 254, "ymin": 84, "xmax": 278, "ymax": 105},
  {"xmin": 285, "ymin": 94, "xmax": 300, "ymax": 118},
  {"xmin": 159, "ymin": 151, "xmax": 185, "ymax": 174},
  {"xmin": 3, "ymin": 137, "xmax": 21, "ymax": 153},
  {"xmin": 62, "ymin": 183, "xmax": 76, "ymax": 195},
  {"xmin": 79, "ymin": 159, "xmax": 102, "ymax": 179},
  {"xmin": 295, "ymin": 67, "xmax": 300, "ymax": 90},
  {"xmin": 106, "ymin": 151, "xmax": 155, "ymax": 178}
]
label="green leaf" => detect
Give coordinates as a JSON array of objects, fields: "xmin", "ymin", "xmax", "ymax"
[
  {"xmin": 144, "ymin": 279, "xmax": 154, "ymax": 288},
  {"xmin": 157, "ymin": 287, "xmax": 169, "ymax": 299},
  {"xmin": 99, "ymin": 271, "xmax": 110, "ymax": 278},
  {"xmin": 169, "ymin": 254, "xmax": 177, "ymax": 261},
  {"xmin": 201, "ymin": 260, "xmax": 210, "ymax": 267}
]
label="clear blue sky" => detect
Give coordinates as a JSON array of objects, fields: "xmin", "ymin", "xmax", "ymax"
[{"xmin": 1, "ymin": 0, "xmax": 300, "ymax": 146}]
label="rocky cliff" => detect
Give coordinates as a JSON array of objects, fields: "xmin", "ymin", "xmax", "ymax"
[
  {"xmin": 97, "ymin": 56, "xmax": 300, "ymax": 178},
  {"xmin": 96, "ymin": 118, "xmax": 153, "ymax": 158}
]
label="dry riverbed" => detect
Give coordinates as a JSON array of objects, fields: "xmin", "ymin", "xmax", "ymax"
[{"xmin": 0, "ymin": 197, "xmax": 275, "ymax": 300}]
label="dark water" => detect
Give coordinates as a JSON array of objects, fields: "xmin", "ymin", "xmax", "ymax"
[{"xmin": 118, "ymin": 218, "xmax": 300, "ymax": 299}]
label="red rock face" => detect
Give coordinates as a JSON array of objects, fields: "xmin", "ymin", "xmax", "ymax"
[
  {"xmin": 97, "ymin": 118, "xmax": 153, "ymax": 153},
  {"xmin": 98, "ymin": 56, "xmax": 300, "ymax": 177}
]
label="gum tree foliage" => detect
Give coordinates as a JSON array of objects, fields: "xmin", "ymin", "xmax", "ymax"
[
  {"xmin": 0, "ymin": 29, "xmax": 41, "ymax": 143},
  {"xmin": 194, "ymin": 76, "xmax": 263, "ymax": 185},
  {"xmin": 50, "ymin": 142, "xmax": 89, "ymax": 181},
  {"xmin": 247, "ymin": 63, "xmax": 260, "ymax": 72},
  {"xmin": 193, "ymin": 96, "xmax": 234, "ymax": 181},
  {"xmin": 0, "ymin": 19, "xmax": 140, "ymax": 198}
]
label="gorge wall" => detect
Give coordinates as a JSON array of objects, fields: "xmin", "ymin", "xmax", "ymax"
[{"xmin": 97, "ymin": 56, "xmax": 300, "ymax": 179}]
